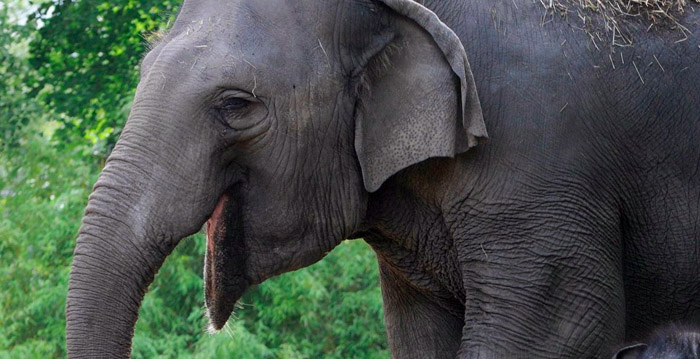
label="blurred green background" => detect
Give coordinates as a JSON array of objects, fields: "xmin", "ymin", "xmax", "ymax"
[{"xmin": 0, "ymin": 0, "xmax": 388, "ymax": 357}]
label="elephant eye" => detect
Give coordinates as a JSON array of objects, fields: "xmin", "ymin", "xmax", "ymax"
[
  {"xmin": 221, "ymin": 97, "xmax": 250, "ymax": 112},
  {"xmin": 212, "ymin": 89, "xmax": 262, "ymax": 130},
  {"xmin": 215, "ymin": 89, "xmax": 257, "ymax": 112}
]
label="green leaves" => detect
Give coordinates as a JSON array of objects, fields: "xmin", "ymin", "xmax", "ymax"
[
  {"xmin": 243, "ymin": 240, "xmax": 387, "ymax": 359},
  {"xmin": 129, "ymin": 238, "xmax": 388, "ymax": 359},
  {"xmin": 27, "ymin": 0, "xmax": 180, "ymax": 158}
]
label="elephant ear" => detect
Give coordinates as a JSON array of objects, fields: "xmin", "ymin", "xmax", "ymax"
[
  {"xmin": 611, "ymin": 343, "xmax": 647, "ymax": 359},
  {"xmin": 354, "ymin": 0, "xmax": 487, "ymax": 192}
]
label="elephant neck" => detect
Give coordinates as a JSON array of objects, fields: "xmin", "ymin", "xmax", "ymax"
[{"xmin": 361, "ymin": 158, "xmax": 465, "ymax": 304}]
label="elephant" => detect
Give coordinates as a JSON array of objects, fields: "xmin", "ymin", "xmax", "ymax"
[
  {"xmin": 65, "ymin": 0, "xmax": 700, "ymax": 358},
  {"xmin": 612, "ymin": 325, "xmax": 700, "ymax": 359}
]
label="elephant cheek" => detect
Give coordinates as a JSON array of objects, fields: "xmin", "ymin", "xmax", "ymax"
[{"xmin": 204, "ymin": 191, "xmax": 249, "ymax": 330}]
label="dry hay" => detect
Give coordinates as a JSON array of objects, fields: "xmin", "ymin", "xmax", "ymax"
[
  {"xmin": 144, "ymin": 1, "xmax": 697, "ymax": 49},
  {"xmin": 541, "ymin": 0, "xmax": 699, "ymax": 46}
]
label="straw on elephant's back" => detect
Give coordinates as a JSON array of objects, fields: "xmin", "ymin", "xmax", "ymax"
[{"xmin": 543, "ymin": 0, "xmax": 699, "ymax": 45}]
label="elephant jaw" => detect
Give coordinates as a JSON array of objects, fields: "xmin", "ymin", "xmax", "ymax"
[{"xmin": 205, "ymin": 191, "xmax": 249, "ymax": 331}]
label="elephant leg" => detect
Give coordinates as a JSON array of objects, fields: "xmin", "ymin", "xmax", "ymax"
[
  {"xmin": 453, "ymin": 233, "xmax": 626, "ymax": 359},
  {"xmin": 622, "ymin": 190, "xmax": 700, "ymax": 340},
  {"xmin": 377, "ymin": 258, "xmax": 464, "ymax": 359}
]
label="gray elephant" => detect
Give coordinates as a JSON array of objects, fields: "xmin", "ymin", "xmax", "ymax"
[{"xmin": 65, "ymin": 0, "xmax": 700, "ymax": 358}]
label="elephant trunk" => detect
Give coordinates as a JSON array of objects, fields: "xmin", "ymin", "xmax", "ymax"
[
  {"xmin": 65, "ymin": 93, "xmax": 218, "ymax": 356},
  {"xmin": 66, "ymin": 157, "xmax": 182, "ymax": 359},
  {"xmin": 66, "ymin": 39, "xmax": 247, "ymax": 356}
]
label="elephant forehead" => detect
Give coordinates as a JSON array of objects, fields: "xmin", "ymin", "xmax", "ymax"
[{"xmin": 174, "ymin": 0, "xmax": 336, "ymax": 77}]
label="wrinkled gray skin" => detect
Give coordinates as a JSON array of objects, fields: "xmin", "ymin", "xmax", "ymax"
[
  {"xmin": 66, "ymin": 0, "xmax": 700, "ymax": 358},
  {"xmin": 613, "ymin": 325, "xmax": 700, "ymax": 359}
]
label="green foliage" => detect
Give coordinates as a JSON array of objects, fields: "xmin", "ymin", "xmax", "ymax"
[
  {"xmin": 29, "ymin": 0, "xmax": 180, "ymax": 157},
  {"xmin": 0, "ymin": 120, "xmax": 97, "ymax": 359},
  {"xmin": 128, "ymin": 238, "xmax": 386, "ymax": 359},
  {"xmin": 243, "ymin": 240, "xmax": 387, "ymax": 359},
  {"xmin": 0, "ymin": 0, "xmax": 388, "ymax": 358},
  {"xmin": 0, "ymin": 1, "xmax": 43, "ymax": 150}
]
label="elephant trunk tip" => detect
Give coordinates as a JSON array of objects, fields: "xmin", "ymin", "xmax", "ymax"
[{"xmin": 205, "ymin": 302, "xmax": 236, "ymax": 333}]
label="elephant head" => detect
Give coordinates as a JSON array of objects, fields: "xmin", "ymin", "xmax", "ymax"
[{"xmin": 66, "ymin": 0, "xmax": 486, "ymax": 356}]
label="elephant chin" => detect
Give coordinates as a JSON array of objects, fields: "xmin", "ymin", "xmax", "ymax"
[{"xmin": 204, "ymin": 190, "xmax": 249, "ymax": 331}]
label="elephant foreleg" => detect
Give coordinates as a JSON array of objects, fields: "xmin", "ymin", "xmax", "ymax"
[
  {"xmin": 378, "ymin": 259, "xmax": 464, "ymax": 359},
  {"xmin": 454, "ymin": 236, "xmax": 626, "ymax": 359}
]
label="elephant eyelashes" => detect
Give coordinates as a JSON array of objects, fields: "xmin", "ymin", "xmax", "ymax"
[
  {"xmin": 217, "ymin": 97, "xmax": 252, "ymax": 121},
  {"xmin": 213, "ymin": 90, "xmax": 261, "ymax": 128},
  {"xmin": 221, "ymin": 98, "xmax": 250, "ymax": 112}
]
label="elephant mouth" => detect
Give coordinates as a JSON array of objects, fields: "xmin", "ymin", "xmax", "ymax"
[{"xmin": 204, "ymin": 190, "xmax": 249, "ymax": 330}]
